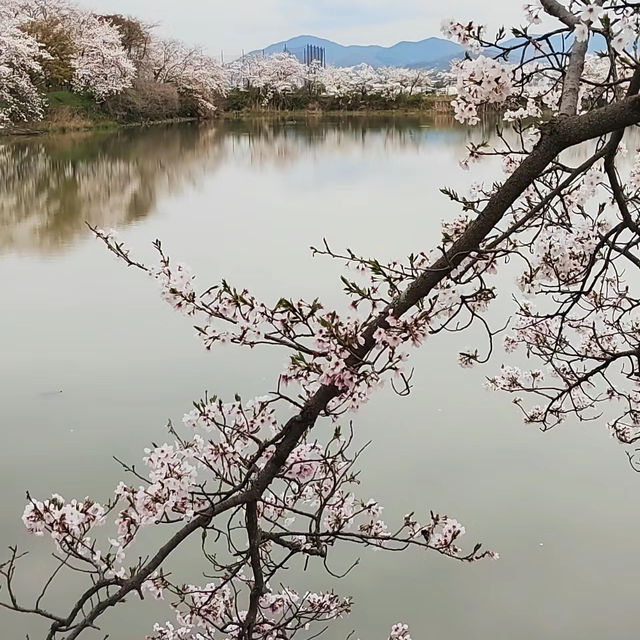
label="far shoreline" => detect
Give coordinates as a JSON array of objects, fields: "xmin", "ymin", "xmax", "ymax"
[{"xmin": 1, "ymin": 103, "xmax": 458, "ymax": 139}]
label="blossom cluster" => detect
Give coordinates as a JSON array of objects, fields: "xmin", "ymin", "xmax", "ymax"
[
  {"xmin": 440, "ymin": 18, "xmax": 484, "ymax": 55},
  {"xmin": 0, "ymin": 4, "xmax": 49, "ymax": 125},
  {"xmin": 22, "ymin": 494, "xmax": 106, "ymax": 561},
  {"xmin": 389, "ymin": 623, "xmax": 413, "ymax": 640},
  {"xmin": 449, "ymin": 56, "xmax": 515, "ymax": 124},
  {"xmin": 149, "ymin": 585, "xmax": 352, "ymax": 640},
  {"xmin": 573, "ymin": 4, "xmax": 636, "ymax": 53}
]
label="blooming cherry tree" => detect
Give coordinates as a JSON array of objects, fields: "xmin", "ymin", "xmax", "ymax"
[
  {"xmin": 8, "ymin": 1, "xmax": 640, "ymax": 639},
  {"xmin": 0, "ymin": 4, "xmax": 48, "ymax": 126},
  {"xmin": 8, "ymin": 0, "xmax": 135, "ymax": 99},
  {"xmin": 147, "ymin": 38, "xmax": 227, "ymax": 114},
  {"xmin": 69, "ymin": 10, "xmax": 135, "ymax": 99}
]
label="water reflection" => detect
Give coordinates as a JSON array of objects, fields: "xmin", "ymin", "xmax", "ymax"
[
  {"xmin": 0, "ymin": 115, "xmax": 481, "ymax": 254},
  {"xmin": 0, "ymin": 126, "xmax": 227, "ymax": 253}
]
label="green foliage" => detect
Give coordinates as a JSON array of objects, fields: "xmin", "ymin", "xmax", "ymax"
[
  {"xmin": 37, "ymin": 91, "xmax": 119, "ymax": 133},
  {"xmin": 223, "ymin": 88, "xmax": 263, "ymax": 111},
  {"xmin": 47, "ymin": 91, "xmax": 95, "ymax": 111},
  {"xmin": 22, "ymin": 18, "xmax": 75, "ymax": 90}
]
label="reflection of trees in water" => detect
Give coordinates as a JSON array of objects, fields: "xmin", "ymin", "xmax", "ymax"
[
  {"xmin": 0, "ymin": 125, "xmax": 226, "ymax": 253},
  {"xmin": 222, "ymin": 114, "xmax": 485, "ymax": 167},
  {"xmin": 1, "ymin": 116, "xmax": 483, "ymax": 254}
]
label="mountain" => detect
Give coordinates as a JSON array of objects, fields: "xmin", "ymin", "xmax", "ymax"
[
  {"xmin": 252, "ymin": 33, "xmax": 608, "ymax": 69},
  {"xmin": 251, "ymin": 35, "xmax": 464, "ymax": 69}
]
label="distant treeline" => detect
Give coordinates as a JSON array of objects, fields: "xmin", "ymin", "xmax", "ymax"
[{"xmin": 1, "ymin": 0, "xmax": 451, "ymax": 131}]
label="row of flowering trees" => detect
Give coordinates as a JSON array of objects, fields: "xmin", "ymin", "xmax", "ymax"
[
  {"xmin": 7, "ymin": 1, "xmax": 640, "ymax": 639},
  {"xmin": 0, "ymin": 0, "xmax": 439, "ymax": 127},
  {"xmin": 225, "ymin": 53, "xmax": 436, "ymax": 110}
]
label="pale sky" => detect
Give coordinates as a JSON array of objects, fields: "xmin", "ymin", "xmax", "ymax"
[{"xmin": 76, "ymin": 0, "xmax": 527, "ymax": 59}]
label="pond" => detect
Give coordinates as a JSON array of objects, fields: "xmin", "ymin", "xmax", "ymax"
[{"xmin": 1, "ymin": 116, "xmax": 639, "ymax": 639}]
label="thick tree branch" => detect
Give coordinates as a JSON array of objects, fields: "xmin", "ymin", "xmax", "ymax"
[
  {"xmin": 244, "ymin": 501, "xmax": 264, "ymax": 640},
  {"xmin": 540, "ymin": 0, "xmax": 579, "ymax": 27}
]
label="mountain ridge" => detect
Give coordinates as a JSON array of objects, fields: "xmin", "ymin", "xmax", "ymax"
[
  {"xmin": 251, "ymin": 35, "xmax": 464, "ymax": 69},
  {"xmin": 251, "ymin": 33, "xmax": 607, "ymax": 69}
]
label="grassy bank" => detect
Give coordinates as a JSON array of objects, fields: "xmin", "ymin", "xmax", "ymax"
[
  {"xmin": 5, "ymin": 91, "xmax": 114, "ymax": 136},
  {"xmin": 3, "ymin": 91, "xmax": 203, "ymax": 136}
]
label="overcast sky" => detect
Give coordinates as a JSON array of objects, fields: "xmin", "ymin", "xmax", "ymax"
[{"xmin": 76, "ymin": 1, "xmax": 528, "ymax": 59}]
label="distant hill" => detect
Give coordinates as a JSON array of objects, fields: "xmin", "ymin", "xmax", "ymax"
[
  {"xmin": 251, "ymin": 35, "xmax": 464, "ymax": 69},
  {"xmin": 252, "ymin": 33, "xmax": 608, "ymax": 69}
]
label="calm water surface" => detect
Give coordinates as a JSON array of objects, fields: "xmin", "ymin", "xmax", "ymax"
[{"xmin": 1, "ymin": 117, "xmax": 639, "ymax": 639}]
